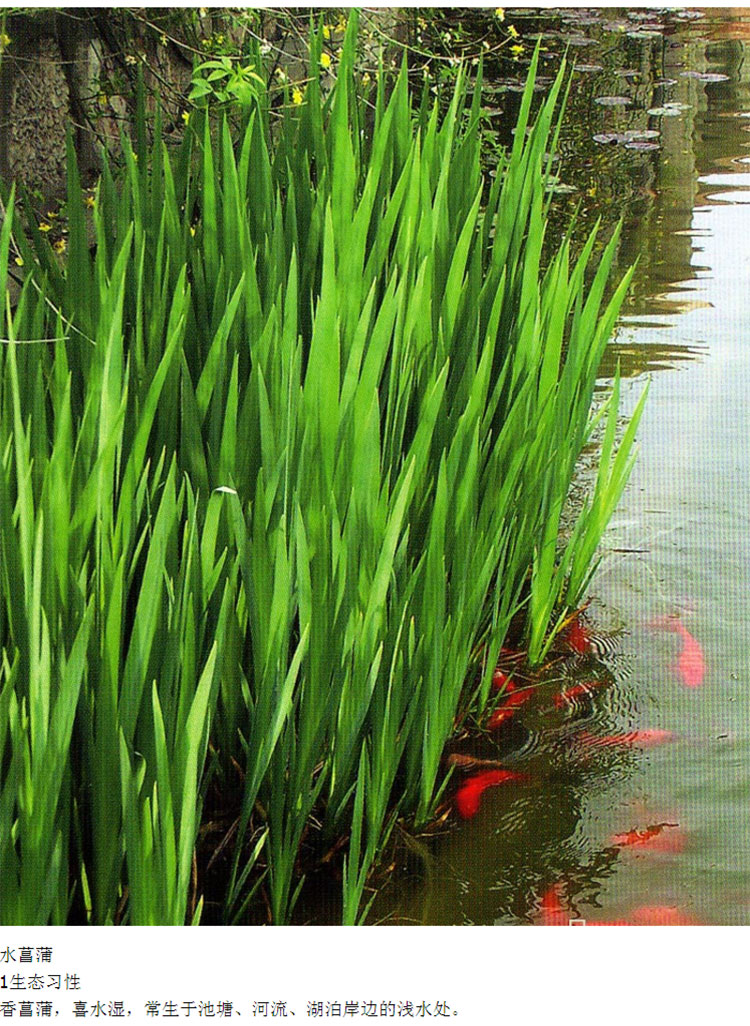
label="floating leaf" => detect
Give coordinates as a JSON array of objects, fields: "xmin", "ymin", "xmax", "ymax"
[
  {"xmin": 592, "ymin": 132, "xmax": 625, "ymax": 145},
  {"xmin": 625, "ymin": 141, "xmax": 660, "ymax": 151},
  {"xmin": 594, "ymin": 95, "xmax": 632, "ymax": 106},
  {"xmin": 681, "ymin": 71, "xmax": 729, "ymax": 82},
  {"xmin": 647, "ymin": 106, "xmax": 684, "ymax": 117},
  {"xmin": 574, "ymin": 64, "xmax": 603, "ymax": 73},
  {"xmin": 561, "ymin": 35, "xmax": 595, "ymax": 47},
  {"xmin": 623, "ymin": 129, "xmax": 660, "ymax": 141}
]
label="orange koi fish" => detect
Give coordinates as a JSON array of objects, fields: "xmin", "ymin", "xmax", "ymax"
[
  {"xmin": 578, "ymin": 728, "xmax": 674, "ymax": 750},
  {"xmin": 539, "ymin": 884, "xmax": 568, "ymax": 925},
  {"xmin": 492, "ymin": 668, "xmax": 510, "ymax": 690},
  {"xmin": 553, "ymin": 680, "xmax": 605, "ymax": 709},
  {"xmin": 565, "ymin": 618, "xmax": 592, "ymax": 654},
  {"xmin": 612, "ymin": 823, "xmax": 683, "ymax": 852},
  {"xmin": 486, "ymin": 707, "xmax": 516, "ymax": 729},
  {"xmin": 650, "ymin": 615, "xmax": 705, "ymax": 688},
  {"xmin": 487, "ymin": 675, "xmax": 534, "ymax": 729},
  {"xmin": 455, "ymin": 769, "xmax": 524, "ymax": 819}
]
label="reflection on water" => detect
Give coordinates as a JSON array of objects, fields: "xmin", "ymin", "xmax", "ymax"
[{"xmin": 379, "ymin": 8, "xmax": 750, "ymax": 927}]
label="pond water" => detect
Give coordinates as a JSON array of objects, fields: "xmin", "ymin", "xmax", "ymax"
[{"xmin": 378, "ymin": 8, "xmax": 750, "ymax": 927}]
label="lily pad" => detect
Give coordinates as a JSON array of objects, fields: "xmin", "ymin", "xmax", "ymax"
[
  {"xmin": 653, "ymin": 78, "xmax": 677, "ymax": 87},
  {"xmin": 592, "ymin": 132, "xmax": 625, "ymax": 144},
  {"xmin": 574, "ymin": 64, "xmax": 603, "ymax": 73},
  {"xmin": 625, "ymin": 141, "xmax": 660, "ymax": 151},
  {"xmin": 594, "ymin": 95, "xmax": 633, "ymax": 106},
  {"xmin": 623, "ymin": 129, "xmax": 660, "ymax": 141},
  {"xmin": 680, "ymin": 71, "xmax": 730, "ymax": 82},
  {"xmin": 647, "ymin": 106, "xmax": 684, "ymax": 117}
]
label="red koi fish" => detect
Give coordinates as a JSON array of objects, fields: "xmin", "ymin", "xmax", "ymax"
[
  {"xmin": 486, "ymin": 689, "xmax": 533, "ymax": 729},
  {"xmin": 486, "ymin": 707, "xmax": 515, "ymax": 729},
  {"xmin": 553, "ymin": 680, "xmax": 605, "ymax": 709},
  {"xmin": 492, "ymin": 668, "xmax": 510, "ymax": 690},
  {"xmin": 565, "ymin": 618, "xmax": 592, "ymax": 654},
  {"xmin": 650, "ymin": 615, "xmax": 705, "ymax": 688},
  {"xmin": 612, "ymin": 823, "xmax": 684, "ymax": 853},
  {"xmin": 487, "ymin": 674, "xmax": 534, "ymax": 729},
  {"xmin": 539, "ymin": 884, "xmax": 568, "ymax": 926},
  {"xmin": 578, "ymin": 728, "xmax": 674, "ymax": 750},
  {"xmin": 455, "ymin": 769, "xmax": 524, "ymax": 819}
]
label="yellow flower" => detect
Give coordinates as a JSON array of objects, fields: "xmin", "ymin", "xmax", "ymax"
[
  {"xmin": 125, "ymin": 54, "xmax": 138, "ymax": 65},
  {"xmin": 292, "ymin": 86, "xmax": 304, "ymax": 106},
  {"xmin": 494, "ymin": 8, "xmax": 504, "ymax": 20},
  {"xmin": 160, "ymin": 33, "xmax": 167, "ymax": 46},
  {"xmin": 320, "ymin": 52, "xmax": 331, "ymax": 70},
  {"xmin": 53, "ymin": 239, "xmax": 67, "ymax": 255},
  {"xmin": 507, "ymin": 25, "xmax": 519, "ymax": 38},
  {"xmin": 362, "ymin": 72, "xmax": 371, "ymax": 87},
  {"xmin": 323, "ymin": 25, "xmax": 332, "ymax": 39},
  {"xmin": 98, "ymin": 92, "xmax": 108, "ymax": 107},
  {"xmin": 181, "ymin": 110, "xmax": 190, "ymax": 124},
  {"xmin": 38, "ymin": 222, "xmax": 52, "ymax": 233},
  {"xmin": 510, "ymin": 44, "xmax": 524, "ymax": 57},
  {"xmin": 85, "ymin": 195, "xmax": 96, "ymax": 208},
  {"xmin": 14, "ymin": 256, "xmax": 23, "ymax": 267},
  {"xmin": 46, "ymin": 211, "xmax": 59, "ymax": 219},
  {"xmin": 0, "ymin": 32, "xmax": 11, "ymax": 48},
  {"xmin": 189, "ymin": 225, "xmax": 196, "ymax": 237}
]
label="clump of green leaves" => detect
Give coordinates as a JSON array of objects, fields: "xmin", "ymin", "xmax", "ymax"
[
  {"xmin": 189, "ymin": 56, "xmax": 265, "ymax": 107},
  {"xmin": 0, "ymin": 13, "xmax": 643, "ymax": 926}
]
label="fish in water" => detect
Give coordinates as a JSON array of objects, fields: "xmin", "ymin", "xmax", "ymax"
[
  {"xmin": 500, "ymin": 687, "xmax": 535, "ymax": 709},
  {"xmin": 492, "ymin": 668, "xmax": 510, "ymax": 690},
  {"xmin": 455, "ymin": 769, "xmax": 525, "ymax": 819},
  {"xmin": 553, "ymin": 679, "xmax": 605, "ymax": 709},
  {"xmin": 612, "ymin": 823, "xmax": 683, "ymax": 852},
  {"xmin": 538, "ymin": 884, "xmax": 569, "ymax": 926},
  {"xmin": 486, "ymin": 707, "xmax": 516, "ymax": 729},
  {"xmin": 446, "ymin": 753, "xmax": 507, "ymax": 773},
  {"xmin": 486, "ymin": 676, "xmax": 534, "ymax": 729},
  {"xmin": 577, "ymin": 728, "xmax": 675, "ymax": 750},
  {"xmin": 564, "ymin": 617, "xmax": 592, "ymax": 654},
  {"xmin": 649, "ymin": 615, "xmax": 705, "ymax": 687}
]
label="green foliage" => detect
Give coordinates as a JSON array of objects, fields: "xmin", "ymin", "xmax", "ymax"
[
  {"xmin": 0, "ymin": 16, "xmax": 643, "ymax": 925},
  {"xmin": 189, "ymin": 57, "xmax": 265, "ymax": 108}
]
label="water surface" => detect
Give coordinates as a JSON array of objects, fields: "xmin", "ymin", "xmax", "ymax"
[{"xmin": 382, "ymin": 8, "xmax": 750, "ymax": 927}]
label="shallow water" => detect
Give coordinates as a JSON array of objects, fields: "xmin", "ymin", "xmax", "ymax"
[{"xmin": 378, "ymin": 8, "xmax": 750, "ymax": 927}]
